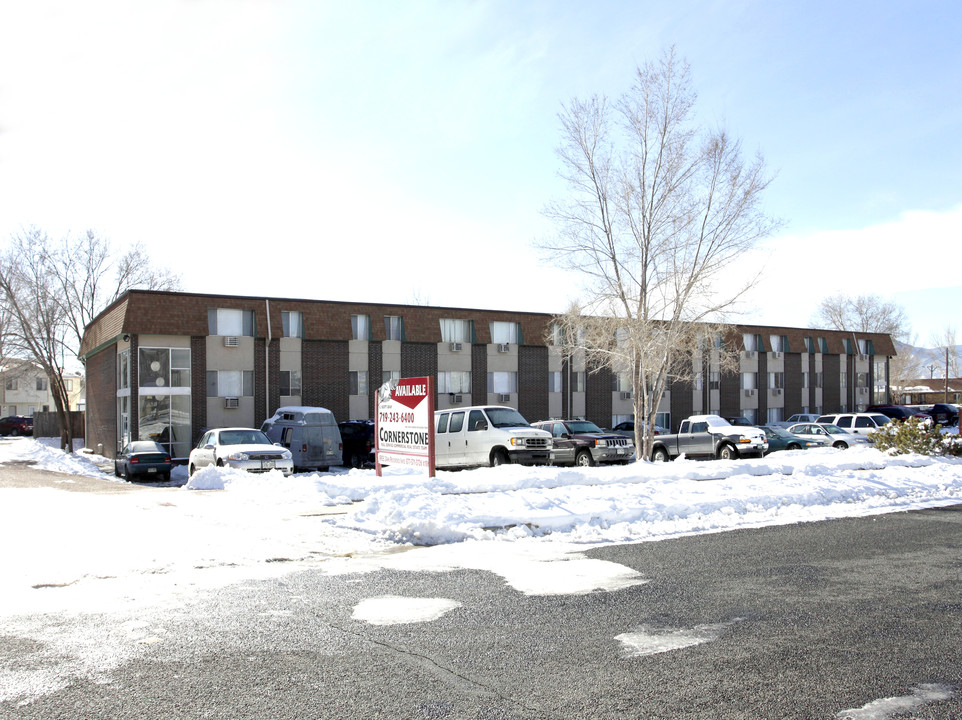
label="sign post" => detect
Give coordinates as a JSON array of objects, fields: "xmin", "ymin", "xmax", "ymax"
[{"xmin": 374, "ymin": 376, "xmax": 435, "ymax": 478}]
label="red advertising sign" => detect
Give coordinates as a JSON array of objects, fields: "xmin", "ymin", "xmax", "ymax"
[{"xmin": 375, "ymin": 376, "xmax": 435, "ymax": 477}]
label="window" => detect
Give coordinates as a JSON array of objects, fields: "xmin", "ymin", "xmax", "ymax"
[
  {"xmin": 468, "ymin": 410, "xmax": 487, "ymax": 431},
  {"xmin": 818, "ymin": 337, "xmax": 828, "ymax": 353},
  {"xmin": 36, "ymin": 378, "xmax": 48, "ymax": 391},
  {"xmin": 741, "ymin": 409, "xmax": 758, "ymax": 425},
  {"xmin": 611, "ymin": 373, "xmax": 632, "ymax": 393},
  {"xmin": 815, "ymin": 372, "xmax": 823, "ymax": 388},
  {"xmin": 767, "ymin": 408, "xmax": 783, "ymax": 424},
  {"xmin": 487, "ymin": 371, "xmax": 517, "ymax": 394},
  {"xmin": 802, "ymin": 372, "xmax": 809, "ymax": 389},
  {"xmin": 280, "ymin": 370, "xmax": 302, "ymax": 396},
  {"xmin": 655, "ymin": 412, "xmax": 671, "ymax": 430},
  {"xmin": 856, "ymin": 372, "xmax": 867, "ymax": 388},
  {"xmin": 351, "ymin": 314, "xmax": 370, "ymax": 341},
  {"xmin": 117, "ymin": 349, "xmax": 130, "ymax": 391},
  {"xmin": 140, "ymin": 348, "xmax": 191, "ymax": 389},
  {"xmin": 804, "ymin": 337, "xmax": 815, "ymax": 353},
  {"xmin": 384, "ymin": 316, "xmax": 404, "ymax": 341},
  {"xmin": 694, "ymin": 372, "xmax": 704, "ymax": 391},
  {"xmin": 709, "ymin": 372, "xmax": 720, "ymax": 390},
  {"xmin": 572, "ymin": 371, "xmax": 585, "ymax": 393},
  {"xmin": 282, "ymin": 311, "xmax": 303, "ymax": 338},
  {"xmin": 550, "ymin": 324, "xmax": 564, "ymax": 346},
  {"xmin": 437, "ymin": 371, "xmax": 471, "ymax": 394},
  {"xmin": 139, "ymin": 394, "xmax": 191, "ymax": 459},
  {"xmin": 840, "ymin": 372, "xmax": 848, "ymax": 388},
  {"xmin": 490, "ymin": 321, "xmax": 520, "ymax": 345},
  {"xmin": 549, "ymin": 372, "xmax": 563, "ymax": 393},
  {"xmin": 448, "ymin": 411, "xmax": 465, "ymax": 433},
  {"xmin": 382, "ymin": 370, "xmax": 400, "ymax": 387},
  {"xmin": 5, "ymin": 379, "xmax": 17, "ymax": 391},
  {"xmin": 64, "ymin": 379, "xmax": 74, "ymax": 391},
  {"xmin": 207, "ymin": 370, "xmax": 253, "ymax": 397},
  {"xmin": 769, "ymin": 335, "xmax": 788, "ymax": 352},
  {"xmin": 440, "ymin": 318, "xmax": 471, "ymax": 343},
  {"xmin": 769, "ymin": 372, "xmax": 784, "ymax": 389},
  {"xmin": 741, "ymin": 373, "xmax": 756, "ymax": 390},
  {"xmin": 349, "ymin": 371, "xmax": 368, "ymax": 396},
  {"xmin": 743, "ymin": 333, "xmax": 760, "ymax": 351},
  {"xmin": 208, "ymin": 308, "xmax": 254, "ymax": 336}
]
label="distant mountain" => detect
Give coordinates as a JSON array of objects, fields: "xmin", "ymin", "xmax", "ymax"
[{"xmin": 896, "ymin": 340, "xmax": 962, "ymax": 379}]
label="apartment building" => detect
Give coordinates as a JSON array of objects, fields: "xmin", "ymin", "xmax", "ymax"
[
  {"xmin": 79, "ymin": 290, "xmax": 896, "ymax": 460},
  {"xmin": 0, "ymin": 358, "xmax": 84, "ymax": 416}
]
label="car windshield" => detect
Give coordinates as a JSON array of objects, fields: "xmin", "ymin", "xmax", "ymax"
[
  {"xmin": 820, "ymin": 424, "xmax": 846, "ymax": 435},
  {"xmin": 566, "ymin": 421, "xmax": 604, "ymax": 434},
  {"xmin": 484, "ymin": 408, "xmax": 530, "ymax": 428},
  {"xmin": 766, "ymin": 427, "xmax": 793, "ymax": 438},
  {"xmin": 870, "ymin": 415, "xmax": 891, "ymax": 425},
  {"xmin": 219, "ymin": 430, "xmax": 272, "ymax": 445}
]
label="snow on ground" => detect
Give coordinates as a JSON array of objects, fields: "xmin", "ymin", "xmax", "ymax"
[{"xmin": 3, "ymin": 436, "xmax": 962, "ymax": 620}]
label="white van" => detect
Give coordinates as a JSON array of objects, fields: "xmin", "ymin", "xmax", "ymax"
[
  {"xmin": 261, "ymin": 406, "xmax": 342, "ymax": 472},
  {"xmin": 434, "ymin": 405, "xmax": 552, "ymax": 469}
]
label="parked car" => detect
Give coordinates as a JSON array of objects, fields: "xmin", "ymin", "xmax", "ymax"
[
  {"xmin": 532, "ymin": 419, "xmax": 634, "ymax": 466},
  {"xmin": 434, "ymin": 405, "xmax": 552, "ymax": 469},
  {"xmin": 338, "ymin": 419, "xmax": 375, "ymax": 467},
  {"xmin": 188, "ymin": 427, "xmax": 294, "ymax": 477},
  {"xmin": 866, "ymin": 404, "xmax": 932, "ymax": 422},
  {"xmin": 650, "ymin": 414, "xmax": 768, "ymax": 461},
  {"xmin": 772, "ymin": 413, "xmax": 821, "ymax": 428},
  {"xmin": 0, "ymin": 416, "xmax": 33, "ymax": 436},
  {"xmin": 114, "ymin": 440, "xmax": 173, "ymax": 482},
  {"xmin": 261, "ymin": 406, "xmax": 341, "ymax": 472},
  {"xmin": 815, "ymin": 413, "xmax": 891, "ymax": 436},
  {"xmin": 787, "ymin": 423, "xmax": 872, "ymax": 449},
  {"xmin": 757, "ymin": 425, "xmax": 828, "ymax": 454},
  {"xmin": 925, "ymin": 403, "xmax": 959, "ymax": 427},
  {"xmin": 610, "ymin": 420, "xmax": 668, "ymax": 437}
]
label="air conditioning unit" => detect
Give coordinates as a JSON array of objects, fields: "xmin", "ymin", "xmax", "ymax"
[
  {"xmin": 620, "ymin": 391, "xmax": 632, "ymax": 400},
  {"xmin": 451, "ymin": 394, "xmax": 463, "ymax": 404},
  {"xmin": 858, "ymin": 354, "xmax": 869, "ymax": 362},
  {"xmin": 497, "ymin": 343, "xmax": 510, "ymax": 353},
  {"xmin": 224, "ymin": 397, "xmax": 240, "ymax": 408},
  {"xmin": 744, "ymin": 350, "xmax": 756, "ymax": 359},
  {"xmin": 497, "ymin": 393, "xmax": 511, "ymax": 402},
  {"xmin": 224, "ymin": 336, "xmax": 239, "ymax": 347},
  {"xmin": 744, "ymin": 389, "xmax": 756, "ymax": 397},
  {"xmin": 771, "ymin": 351, "xmax": 782, "ymax": 359},
  {"xmin": 449, "ymin": 342, "xmax": 462, "ymax": 352},
  {"xmin": 773, "ymin": 388, "xmax": 782, "ymax": 396}
]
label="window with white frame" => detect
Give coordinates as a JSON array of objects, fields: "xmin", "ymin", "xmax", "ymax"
[
  {"xmin": 769, "ymin": 372, "xmax": 785, "ymax": 389},
  {"xmin": 5, "ymin": 379, "xmax": 17, "ymax": 391},
  {"xmin": 487, "ymin": 371, "xmax": 517, "ymax": 394},
  {"xmin": 767, "ymin": 408, "xmax": 783, "ymax": 424},
  {"xmin": 384, "ymin": 316, "xmax": 403, "ymax": 341},
  {"xmin": 349, "ymin": 371, "xmax": 368, "ymax": 396},
  {"xmin": 840, "ymin": 372, "xmax": 848, "ymax": 388},
  {"xmin": 655, "ymin": 412, "xmax": 671, "ymax": 430},
  {"xmin": 207, "ymin": 370, "xmax": 253, "ymax": 397},
  {"xmin": 117, "ymin": 349, "xmax": 130, "ymax": 390},
  {"xmin": 437, "ymin": 371, "xmax": 471, "ymax": 394},
  {"xmin": 550, "ymin": 324, "xmax": 564, "ymax": 346},
  {"xmin": 282, "ymin": 311, "xmax": 303, "ymax": 338},
  {"xmin": 490, "ymin": 321, "xmax": 519, "ymax": 345},
  {"xmin": 856, "ymin": 372, "xmax": 867, "ymax": 388},
  {"xmin": 351, "ymin": 314, "xmax": 370, "ymax": 341},
  {"xmin": 741, "ymin": 409, "xmax": 758, "ymax": 425},
  {"xmin": 743, "ymin": 333, "xmax": 758, "ymax": 351},
  {"xmin": 208, "ymin": 308, "xmax": 254, "ymax": 336},
  {"xmin": 741, "ymin": 372, "xmax": 756, "ymax": 390},
  {"xmin": 611, "ymin": 372, "xmax": 632, "ymax": 393},
  {"xmin": 382, "ymin": 370, "xmax": 401, "ymax": 387},
  {"xmin": 709, "ymin": 372, "xmax": 720, "ymax": 390},
  {"xmin": 549, "ymin": 372, "xmax": 562, "ymax": 393},
  {"xmin": 64, "ymin": 379, "xmax": 74, "ymax": 391},
  {"xmin": 36, "ymin": 377, "xmax": 47, "ymax": 391},
  {"xmin": 769, "ymin": 335, "xmax": 785, "ymax": 352},
  {"xmin": 572, "ymin": 371, "xmax": 585, "ymax": 392},
  {"xmin": 280, "ymin": 370, "xmax": 302, "ymax": 396},
  {"xmin": 140, "ymin": 348, "xmax": 191, "ymax": 389},
  {"xmin": 440, "ymin": 319, "xmax": 470, "ymax": 343}
]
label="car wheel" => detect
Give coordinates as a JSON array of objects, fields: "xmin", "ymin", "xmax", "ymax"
[
  {"xmin": 833, "ymin": 441, "xmax": 848, "ymax": 449},
  {"xmin": 10, "ymin": 429, "xmax": 19, "ymax": 436},
  {"xmin": 787, "ymin": 443, "xmax": 800, "ymax": 451},
  {"xmin": 161, "ymin": 472, "xmax": 170, "ymax": 482},
  {"xmin": 122, "ymin": 465, "xmax": 131, "ymax": 481},
  {"xmin": 351, "ymin": 453, "xmax": 363, "ymax": 469},
  {"xmin": 114, "ymin": 464, "xmax": 121, "ymax": 477},
  {"xmin": 491, "ymin": 449, "xmax": 510, "ymax": 467},
  {"xmin": 718, "ymin": 444, "xmax": 738, "ymax": 460},
  {"xmin": 188, "ymin": 463, "xmax": 196, "ymax": 477},
  {"xmin": 651, "ymin": 447, "xmax": 669, "ymax": 463},
  {"xmin": 574, "ymin": 450, "xmax": 595, "ymax": 467}
]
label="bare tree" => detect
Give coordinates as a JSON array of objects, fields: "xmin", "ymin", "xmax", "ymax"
[
  {"xmin": 929, "ymin": 326, "xmax": 960, "ymax": 401},
  {"xmin": 811, "ymin": 293, "xmax": 911, "ymax": 341},
  {"xmin": 0, "ymin": 227, "xmax": 182, "ymax": 451},
  {"xmin": 539, "ymin": 48, "xmax": 779, "ymax": 459}
]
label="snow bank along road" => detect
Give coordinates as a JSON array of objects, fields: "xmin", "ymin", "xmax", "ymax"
[{"xmin": 1, "ymin": 437, "xmax": 961, "ymax": 716}]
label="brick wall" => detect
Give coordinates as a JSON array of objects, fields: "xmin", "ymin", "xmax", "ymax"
[
  {"xmin": 785, "ymin": 353, "xmax": 802, "ymax": 414},
  {"xmin": 303, "ymin": 340, "xmax": 349, "ymax": 422},
  {"xmin": 401, "ymin": 343, "xmax": 439, "ymax": 391},
  {"xmin": 719, "ymin": 366, "xmax": 740, "ymax": 420},
  {"xmin": 518, "ymin": 346, "xmax": 548, "ymax": 423},
  {"xmin": 84, "ymin": 345, "xmax": 116, "ymax": 455},
  {"xmin": 585, "ymin": 367, "xmax": 612, "ymax": 429},
  {"xmin": 367, "ymin": 343, "xmax": 383, "ymax": 418},
  {"xmin": 471, "ymin": 344, "xmax": 487, "ymax": 405},
  {"xmin": 191, "ymin": 337, "xmax": 207, "ymax": 443},
  {"xmin": 823, "ymin": 354, "xmax": 841, "ymax": 413}
]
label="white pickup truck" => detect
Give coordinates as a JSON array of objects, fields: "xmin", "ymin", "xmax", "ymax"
[{"xmin": 649, "ymin": 414, "xmax": 768, "ymax": 461}]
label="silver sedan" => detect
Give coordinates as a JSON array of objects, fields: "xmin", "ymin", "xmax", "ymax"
[{"xmin": 787, "ymin": 423, "xmax": 872, "ymax": 450}]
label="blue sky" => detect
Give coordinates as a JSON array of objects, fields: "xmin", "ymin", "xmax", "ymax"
[{"xmin": 1, "ymin": 0, "xmax": 959, "ymax": 343}]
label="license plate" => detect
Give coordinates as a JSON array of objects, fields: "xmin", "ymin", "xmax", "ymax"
[
  {"xmin": 261, "ymin": 460, "xmax": 274, "ymax": 470},
  {"xmin": 616, "ymin": 449, "xmax": 625, "ymax": 455},
  {"xmin": 147, "ymin": 467, "xmax": 157, "ymax": 473}
]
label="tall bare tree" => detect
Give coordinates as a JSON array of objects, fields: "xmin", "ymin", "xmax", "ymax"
[
  {"xmin": 811, "ymin": 293, "xmax": 911, "ymax": 341},
  {"xmin": 929, "ymin": 326, "xmax": 960, "ymax": 401},
  {"xmin": 539, "ymin": 48, "xmax": 779, "ymax": 459},
  {"xmin": 0, "ymin": 227, "xmax": 182, "ymax": 451}
]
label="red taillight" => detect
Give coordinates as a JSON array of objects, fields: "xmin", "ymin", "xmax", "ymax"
[
  {"xmin": 164, "ymin": 456, "xmax": 171, "ymax": 463},
  {"xmin": 130, "ymin": 457, "xmax": 140, "ymax": 464},
  {"xmin": 338, "ymin": 442, "xmax": 343, "ymax": 451},
  {"xmin": 301, "ymin": 444, "xmax": 307, "ymax": 452}
]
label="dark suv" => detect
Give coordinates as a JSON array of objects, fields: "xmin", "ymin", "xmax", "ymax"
[
  {"xmin": 0, "ymin": 416, "xmax": 33, "ymax": 436},
  {"xmin": 925, "ymin": 403, "xmax": 959, "ymax": 427},
  {"xmin": 532, "ymin": 419, "xmax": 634, "ymax": 466},
  {"xmin": 867, "ymin": 404, "xmax": 931, "ymax": 422},
  {"xmin": 338, "ymin": 419, "xmax": 375, "ymax": 468}
]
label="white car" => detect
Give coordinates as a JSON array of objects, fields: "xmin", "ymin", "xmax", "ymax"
[
  {"xmin": 787, "ymin": 423, "xmax": 872, "ymax": 449},
  {"xmin": 188, "ymin": 427, "xmax": 294, "ymax": 476}
]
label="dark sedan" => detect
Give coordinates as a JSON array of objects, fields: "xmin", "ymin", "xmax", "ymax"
[
  {"xmin": 114, "ymin": 441, "xmax": 173, "ymax": 482},
  {"xmin": 758, "ymin": 425, "xmax": 828, "ymax": 454}
]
